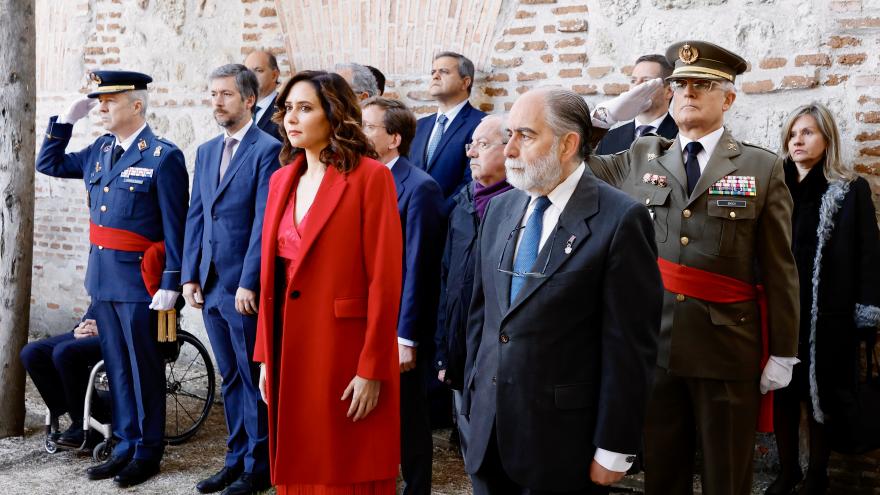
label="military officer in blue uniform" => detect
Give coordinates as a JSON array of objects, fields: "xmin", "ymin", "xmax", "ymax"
[{"xmin": 35, "ymin": 70, "xmax": 189, "ymax": 487}]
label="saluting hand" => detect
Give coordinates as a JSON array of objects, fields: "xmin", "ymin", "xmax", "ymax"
[
  {"xmin": 342, "ymin": 375, "xmax": 381, "ymax": 422},
  {"xmin": 235, "ymin": 287, "xmax": 258, "ymax": 315},
  {"xmin": 182, "ymin": 282, "xmax": 204, "ymax": 309},
  {"xmin": 60, "ymin": 97, "xmax": 97, "ymax": 125}
]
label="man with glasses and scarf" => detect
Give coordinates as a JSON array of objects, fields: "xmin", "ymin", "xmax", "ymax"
[
  {"xmin": 462, "ymin": 86, "xmax": 663, "ymax": 495},
  {"xmin": 587, "ymin": 40, "xmax": 799, "ymax": 494}
]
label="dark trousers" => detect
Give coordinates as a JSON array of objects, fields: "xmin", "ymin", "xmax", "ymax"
[
  {"xmin": 203, "ymin": 275, "xmax": 268, "ymax": 476},
  {"xmin": 400, "ymin": 349, "xmax": 433, "ymax": 495},
  {"xmin": 93, "ymin": 300, "xmax": 165, "ymax": 461},
  {"xmin": 470, "ymin": 426, "xmax": 609, "ymax": 495},
  {"xmin": 20, "ymin": 332, "xmax": 103, "ymax": 424},
  {"xmin": 643, "ymin": 367, "xmax": 760, "ymax": 495}
]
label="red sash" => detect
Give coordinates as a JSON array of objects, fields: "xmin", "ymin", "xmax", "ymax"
[
  {"xmin": 89, "ymin": 221, "xmax": 165, "ymax": 297},
  {"xmin": 657, "ymin": 257, "xmax": 773, "ymax": 433}
]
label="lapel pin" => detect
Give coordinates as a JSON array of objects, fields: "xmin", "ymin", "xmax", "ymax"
[
  {"xmin": 564, "ymin": 235, "xmax": 576, "ymax": 255},
  {"xmin": 137, "ymin": 139, "xmax": 147, "ymax": 151},
  {"xmin": 153, "ymin": 145, "xmax": 163, "ymax": 157}
]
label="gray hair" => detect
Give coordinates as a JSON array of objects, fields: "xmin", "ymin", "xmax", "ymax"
[
  {"xmin": 127, "ymin": 90, "xmax": 149, "ymax": 117},
  {"xmin": 209, "ymin": 63, "xmax": 259, "ymax": 102},
  {"xmin": 334, "ymin": 63, "xmax": 379, "ymax": 98},
  {"xmin": 481, "ymin": 114, "xmax": 508, "ymax": 143},
  {"xmin": 434, "ymin": 51, "xmax": 475, "ymax": 94},
  {"xmin": 537, "ymin": 87, "xmax": 592, "ymax": 160}
]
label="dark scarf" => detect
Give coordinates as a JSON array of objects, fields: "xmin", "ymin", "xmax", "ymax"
[{"xmin": 473, "ymin": 179, "xmax": 513, "ymax": 219}]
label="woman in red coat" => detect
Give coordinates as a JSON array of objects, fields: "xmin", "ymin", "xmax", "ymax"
[{"xmin": 254, "ymin": 70, "xmax": 403, "ymax": 494}]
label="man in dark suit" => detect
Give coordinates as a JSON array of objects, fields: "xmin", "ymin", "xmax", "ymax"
[
  {"xmin": 244, "ymin": 50, "xmax": 281, "ymax": 141},
  {"xmin": 463, "ymin": 87, "xmax": 663, "ymax": 495},
  {"xmin": 408, "ymin": 51, "xmax": 486, "ymax": 214},
  {"xmin": 36, "ymin": 70, "xmax": 189, "ymax": 486},
  {"xmin": 362, "ymin": 97, "xmax": 444, "ymax": 495},
  {"xmin": 595, "ymin": 54, "xmax": 677, "ymax": 155},
  {"xmin": 182, "ymin": 64, "xmax": 280, "ymax": 495},
  {"xmin": 334, "ymin": 62, "xmax": 380, "ymax": 102}
]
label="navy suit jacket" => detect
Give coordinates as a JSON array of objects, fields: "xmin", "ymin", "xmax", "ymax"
[
  {"xmin": 408, "ymin": 101, "xmax": 485, "ymax": 214},
  {"xmin": 36, "ymin": 118, "xmax": 188, "ymax": 302},
  {"xmin": 255, "ymin": 101, "xmax": 281, "ymax": 143},
  {"xmin": 181, "ymin": 124, "xmax": 281, "ymax": 293},
  {"xmin": 595, "ymin": 113, "xmax": 679, "ymax": 155},
  {"xmin": 390, "ymin": 157, "xmax": 445, "ymax": 344}
]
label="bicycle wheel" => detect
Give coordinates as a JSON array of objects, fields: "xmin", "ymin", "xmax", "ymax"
[{"xmin": 164, "ymin": 329, "xmax": 216, "ymax": 445}]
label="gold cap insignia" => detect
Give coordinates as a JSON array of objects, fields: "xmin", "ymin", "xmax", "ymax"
[
  {"xmin": 679, "ymin": 44, "xmax": 699, "ymax": 64},
  {"xmin": 137, "ymin": 139, "xmax": 147, "ymax": 151},
  {"xmin": 89, "ymin": 72, "xmax": 102, "ymax": 84}
]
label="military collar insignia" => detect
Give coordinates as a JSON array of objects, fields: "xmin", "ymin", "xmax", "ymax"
[
  {"xmin": 642, "ymin": 172, "xmax": 668, "ymax": 187},
  {"xmin": 647, "ymin": 152, "xmax": 657, "ymax": 161},
  {"xmin": 727, "ymin": 140, "xmax": 738, "ymax": 151},
  {"xmin": 153, "ymin": 145, "xmax": 163, "ymax": 157},
  {"xmin": 137, "ymin": 138, "xmax": 148, "ymax": 151},
  {"xmin": 102, "ymin": 144, "xmax": 112, "ymax": 153},
  {"xmin": 679, "ymin": 44, "xmax": 699, "ymax": 64},
  {"xmin": 95, "ymin": 161, "xmax": 102, "ymax": 172}
]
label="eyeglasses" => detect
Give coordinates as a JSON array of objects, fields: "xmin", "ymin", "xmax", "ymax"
[
  {"xmin": 362, "ymin": 123, "xmax": 387, "ymax": 132},
  {"xmin": 465, "ymin": 141, "xmax": 506, "ymax": 153},
  {"xmin": 496, "ymin": 226, "xmax": 558, "ymax": 279},
  {"xmin": 669, "ymin": 79, "xmax": 720, "ymax": 94}
]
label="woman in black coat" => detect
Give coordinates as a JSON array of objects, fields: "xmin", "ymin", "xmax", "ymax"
[{"xmin": 767, "ymin": 102, "xmax": 880, "ymax": 495}]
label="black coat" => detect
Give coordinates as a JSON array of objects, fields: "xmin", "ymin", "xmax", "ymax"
[
  {"xmin": 434, "ymin": 184, "xmax": 479, "ymax": 389},
  {"xmin": 784, "ymin": 159, "xmax": 880, "ymax": 419}
]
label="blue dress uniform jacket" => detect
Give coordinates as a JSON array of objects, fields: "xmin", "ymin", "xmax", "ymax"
[
  {"xmin": 181, "ymin": 124, "xmax": 281, "ymax": 292},
  {"xmin": 408, "ymin": 102, "xmax": 485, "ymax": 214},
  {"xmin": 36, "ymin": 116, "xmax": 189, "ymax": 301}
]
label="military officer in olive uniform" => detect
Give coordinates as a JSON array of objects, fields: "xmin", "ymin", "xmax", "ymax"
[
  {"xmin": 36, "ymin": 71, "xmax": 188, "ymax": 487},
  {"xmin": 587, "ymin": 41, "xmax": 800, "ymax": 494}
]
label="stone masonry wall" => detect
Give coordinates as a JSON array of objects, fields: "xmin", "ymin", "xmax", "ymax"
[{"xmin": 28, "ymin": 0, "xmax": 880, "ymax": 491}]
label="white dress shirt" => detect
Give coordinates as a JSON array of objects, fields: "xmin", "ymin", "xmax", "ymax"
[
  {"xmin": 633, "ymin": 112, "xmax": 669, "ymax": 139},
  {"xmin": 114, "ymin": 122, "xmax": 148, "ymax": 152},
  {"xmin": 254, "ymin": 91, "xmax": 278, "ymax": 125},
  {"xmin": 384, "ymin": 155, "xmax": 400, "ymax": 171},
  {"xmin": 677, "ymin": 125, "xmax": 725, "ymax": 173},
  {"xmin": 513, "ymin": 162, "xmax": 634, "ymax": 471},
  {"xmin": 427, "ymin": 98, "xmax": 469, "ymax": 141}
]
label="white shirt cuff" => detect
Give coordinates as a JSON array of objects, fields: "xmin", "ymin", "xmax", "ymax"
[
  {"xmin": 397, "ymin": 337, "xmax": 417, "ymax": 347},
  {"xmin": 769, "ymin": 355, "xmax": 800, "ymax": 367},
  {"xmin": 593, "ymin": 448, "xmax": 634, "ymax": 472}
]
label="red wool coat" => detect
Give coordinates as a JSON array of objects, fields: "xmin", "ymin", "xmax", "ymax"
[{"xmin": 253, "ymin": 155, "xmax": 403, "ymax": 486}]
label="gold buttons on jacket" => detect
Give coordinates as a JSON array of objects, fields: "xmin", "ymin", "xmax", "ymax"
[
  {"xmin": 683, "ymin": 209, "xmax": 692, "ymax": 218},
  {"xmin": 100, "ymin": 205, "xmax": 107, "ymax": 212},
  {"xmin": 680, "ymin": 236, "xmax": 689, "ymax": 246},
  {"xmin": 729, "ymin": 211, "xmax": 736, "ymax": 219},
  {"xmin": 103, "ymin": 186, "xmax": 109, "ymax": 193},
  {"xmin": 676, "ymin": 294, "xmax": 685, "ymax": 302}
]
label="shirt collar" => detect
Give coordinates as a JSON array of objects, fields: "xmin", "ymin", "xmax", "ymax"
[
  {"xmin": 114, "ymin": 122, "xmax": 148, "ymax": 152},
  {"xmin": 225, "ymin": 119, "xmax": 253, "ymax": 142},
  {"xmin": 679, "ymin": 126, "xmax": 725, "ymax": 158},
  {"xmin": 634, "ymin": 112, "xmax": 669, "ymax": 131},
  {"xmin": 437, "ymin": 99, "xmax": 468, "ymax": 126},
  {"xmin": 256, "ymin": 91, "xmax": 277, "ymax": 114},
  {"xmin": 530, "ymin": 162, "xmax": 585, "ymax": 211},
  {"xmin": 385, "ymin": 155, "xmax": 400, "ymax": 170}
]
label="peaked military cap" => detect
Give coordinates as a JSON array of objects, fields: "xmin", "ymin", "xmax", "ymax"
[
  {"xmin": 87, "ymin": 70, "xmax": 153, "ymax": 98},
  {"xmin": 665, "ymin": 41, "xmax": 748, "ymax": 82}
]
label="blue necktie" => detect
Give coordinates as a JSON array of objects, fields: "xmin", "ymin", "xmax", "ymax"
[
  {"xmin": 685, "ymin": 141, "xmax": 703, "ymax": 196},
  {"xmin": 635, "ymin": 124, "xmax": 655, "ymax": 138},
  {"xmin": 425, "ymin": 114, "xmax": 448, "ymax": 165},
  {"xmin": 510, "ymin": 196, "xmax": 552, "ymax": 304}
]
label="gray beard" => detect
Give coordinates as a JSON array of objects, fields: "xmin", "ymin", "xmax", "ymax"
[{"xmin": 504, "ymin": 140, "xmax": 562, "ymax": 195}]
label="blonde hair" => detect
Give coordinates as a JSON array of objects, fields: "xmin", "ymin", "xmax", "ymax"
[{"xmin": 780, "ymin": 102, "xmax": 853, "ymax": 182}]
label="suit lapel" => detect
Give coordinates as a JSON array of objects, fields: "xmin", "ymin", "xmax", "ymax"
[
  {"xmin": 687, "ymin": 129, "xmax": 740, "ymax": 205},
  {"xmin": 214, "ymin": 125, "xmax": 260, "ymax": 203},
  {"xmin": 204, "ymin": 136, "xmax": 223, "ymax": 201},
  {"xmin": 102, "ymin": 126, "xmax": 154, "ymax": 186},
  {"xmin": 506, "ymin": 174, "xmax": 596, "ymax": 315},
  {"xmin": 493, "ymin": 192, "xmax": 530, "ymax": 315},
  {"xmin": 391, "ymin": 158, "xmax": 409, "ymax": 201},
  {"xmin": 427, "ymin": 102, "xmax": 472, "ymax": 172},
  {"xmin": 655, "ymin": 137, "xmax": 688, "ymax": 194},
  {"xmin": 290, "ymin": 165, "xmax": 348, "ymax": 280},
  {"xmin": 262, "ymin": 163, "xmax": 300, "ymax": 271}
]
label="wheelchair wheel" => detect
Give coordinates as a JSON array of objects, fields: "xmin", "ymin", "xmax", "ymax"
[
  {"xmin": 93, "ymin": 440, "xmax": 112, "ymax": 462},
  {"xmin": 164, "ymin": 329, "xmax": 215, "ymax": 445}
]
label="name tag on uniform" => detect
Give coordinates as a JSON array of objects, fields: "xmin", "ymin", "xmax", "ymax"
[
  {"xmin": 716, "ymin": 199, "xmax": 747, "ymax": 208},
  {"xmin": 120, "ymin": 166, "xmax": 154, "ymax": 179},
  {"xmin": 709, "ymin": 175, "xmax": 756, "ymax": 197}
]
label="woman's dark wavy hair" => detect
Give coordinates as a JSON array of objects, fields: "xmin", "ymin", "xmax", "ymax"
[{"xmin": 272, "ymin": 70, "xmax": 377, "ymax": 173}]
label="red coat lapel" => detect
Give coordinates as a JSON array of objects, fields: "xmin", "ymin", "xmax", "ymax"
[{"xmin": 290, "ymin": 165, "xmax": 347, "ymax": 281}]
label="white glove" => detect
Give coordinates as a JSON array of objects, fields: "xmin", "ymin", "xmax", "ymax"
[
  {"xmin": 58, "ymin": 97, "xmax": 97, "ymax": 125},
  {"xmin": 759, "ymin": 355, "xmax": 800, "ymax": 394},
  {"xmin": 149, "ymin": 289, "xmax": 180, "ymax": 311},
  {"xmin": 591, "ymin": 78, "xmax": 664, "ymax": 129}
]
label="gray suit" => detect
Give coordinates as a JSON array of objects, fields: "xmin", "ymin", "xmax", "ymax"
[{"xmin": 462, "ymin": 169, "xmax": 663, "ymax": 493}]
